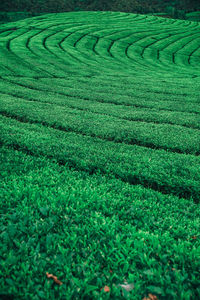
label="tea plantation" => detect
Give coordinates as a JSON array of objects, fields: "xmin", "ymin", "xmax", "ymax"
[{"xmin": 0, "ymin": 11, "xmax": 200, "ymax": 299}]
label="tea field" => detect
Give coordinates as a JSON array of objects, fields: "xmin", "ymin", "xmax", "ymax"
[{"xmin": 0, "ymin": 11, "xmax": 200, "ymax": 299}]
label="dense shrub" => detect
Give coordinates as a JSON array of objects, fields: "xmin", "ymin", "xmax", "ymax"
[{"xmin": 0, "ymin": 0, "xmax": 199, "ymax": 14}]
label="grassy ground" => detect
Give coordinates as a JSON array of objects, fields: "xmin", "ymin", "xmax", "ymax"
[{"xmin": 0, "ymin": 11, "xmax": 200, "ymax": 299}]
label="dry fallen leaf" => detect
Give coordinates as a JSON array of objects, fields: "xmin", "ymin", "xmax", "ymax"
[
  {"xmin": 149, "ymin": 294, "xmax": 158, "ymax": 300},
  {"xmin": 101, "ymin": 285, "xmax": 110, "ymax": 292},
  {"xmin": 46, "ymin": 272, "xmax": 63, "ymax": 285},
  {"xmin": 143, "ymin": 294, "xmax": 159, "ymax": 300}
]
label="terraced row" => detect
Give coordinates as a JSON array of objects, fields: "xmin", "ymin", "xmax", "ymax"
[
  {"xmin": 0, "ymin": 11, "xmax": 200, "ymax": 203},
  {"xmin": 0, "ymin": 11, "xmax": 200, "ymax": 77}
]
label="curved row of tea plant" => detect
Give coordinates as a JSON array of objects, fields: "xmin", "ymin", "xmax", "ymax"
[{"xmin": 0, "ymin": 11, "xmax": 200, "ymax": 77}]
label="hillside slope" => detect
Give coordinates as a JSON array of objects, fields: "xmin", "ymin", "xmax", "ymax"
[{"xmin": 0, "ymin": 12, "xmax": 200, "ymax": 299}]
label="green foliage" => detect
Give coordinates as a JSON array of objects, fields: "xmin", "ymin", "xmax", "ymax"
[
  {"xmin": 0, "ymin": 11, "xmax": 41, "ymax": 24},
  {"xmin": 186, "ymin": 11, "xmax": 200, "ymax": 22},
  {"xmin": 1, "ymin": 147, "xmax": 200, "ymax": 299},
  {"xmin": 165, "ymin": 6, "xmax": 186, "ymax": 19},
  {"xmin": 0, "ymin": 11, "xmax": 200, "ymax": 299},
  {"xmin": 0, "ymin": 0, "xmax": 200, "ymax": 15}
]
